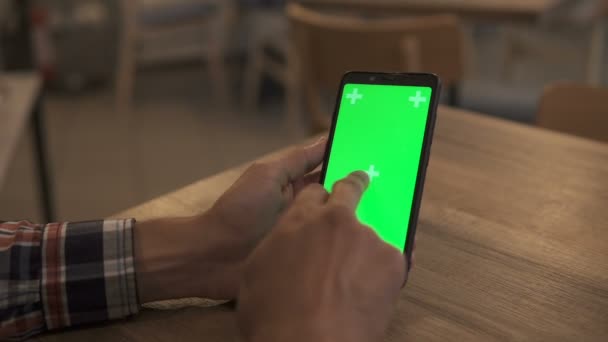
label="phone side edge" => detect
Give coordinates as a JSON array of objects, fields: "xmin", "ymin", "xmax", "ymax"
[{"xmin": 403, "ymin": 74, "xmax": 442, "ymax": 266}]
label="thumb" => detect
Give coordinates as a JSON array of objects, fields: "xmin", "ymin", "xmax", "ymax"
[{"xmin": 272, "ymin": 137, "xmax": 327, "ymax": 184}]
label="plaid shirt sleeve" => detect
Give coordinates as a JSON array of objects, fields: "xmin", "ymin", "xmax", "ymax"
[{"xmin": 0, "ymin": 219, "xmax": 139, "ymax": 340}]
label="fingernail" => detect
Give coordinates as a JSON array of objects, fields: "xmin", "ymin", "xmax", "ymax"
[{"xmin": 353, "ymin": 170, "xmax": 370, "ymax": 189}]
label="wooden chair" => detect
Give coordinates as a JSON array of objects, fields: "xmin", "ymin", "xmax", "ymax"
[
  {"xmin": 537, "ymin": 82, "xmax": 608, "ymax": 142},
  {"xmin": 287, "ymin": 3, "xmax": 467, "ymax": 131},
  {"xmin": 242, "ymin": 8, "xmax": 292, "ymax": 112},
  {"xmin": 501, "ymin": 0, "xmax": 607, "ymax": 85},
  {"xmin": 115, "ymin": 0, "xmax": 235, "ymax": 111}
]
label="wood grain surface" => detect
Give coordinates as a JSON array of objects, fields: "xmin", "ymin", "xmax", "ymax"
[
  {"xmin": 35, "ymin": 106, "xmax": 608, "ymax": 341},
  {"xmin": 0, "ymin": 72, "xmax": 41, "ymax": 186},
  {"xmin": 300, "ymin": 0, "xmax": 559, "ymax": 22}
]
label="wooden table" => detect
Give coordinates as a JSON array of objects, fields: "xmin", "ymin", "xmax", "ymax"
[
  {"xmin": 36, "ymin": 106, "xmax": 608, "ymax": 341},
  {"xmin": 0, "ymin": 72, "xmax": 55, "ymax": 221},
  {"xmin": 301, "ymin": 0, "xmax": 559, "ymax": 23}
]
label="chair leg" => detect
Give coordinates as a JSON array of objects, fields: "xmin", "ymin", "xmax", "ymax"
[
  {"xmin": 586, "ymin": 20, "xmax": 606, "ymax": 86},
  {"xmin": 303, "ymin": 81, "xmax": 330, "ymax": 134},
  {"xmin": 243, "ymin": 47, "xmax": 264, "ymax": 111},
  {"xmin": 284, "ymin": 73, "xmax": 301, "ymax": 132},
  {"xmin": 115, "ymin": 47, "xmax": 135, "ymax": 113},
  {"xmin": 499, "ymin": 27, "xmax": 519, "ymax": 82},
  {"xmin": 401, "ymin": 36, "xmax": 422, "ymax": 71},
  {"xmin": 447, "ymin": 84, "xmax": 460, "ymax": 107},
  {"xmin": 115, "ymin": 1, "xmax": 137, "ymax": 113},
  {"xmin": 283, "ymin": 41, "xmax": 304, "ymax": 133},
  {"xmin": 208, "ymin": 52, "xmax": 230, "ymax": 105}
]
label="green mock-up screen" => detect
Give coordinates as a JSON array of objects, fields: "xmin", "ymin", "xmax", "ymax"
[{"xmin": 323, "ymin": 83, "xmax": 432, "ymax": 251}]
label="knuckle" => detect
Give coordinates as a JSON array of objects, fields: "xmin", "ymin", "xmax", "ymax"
[
  {"xmin": 292, "ymin": 146, "xmax": 306, "ymax": 156},
  {"xmin": 358, "ymin": 225, "xmax": 405, "ymax": 270},
  {"xmin": 321, "ymin": 205, "xmax": 358, "ymax": 233},
  {"xmin": 248, "ymin": 161, "xmax": 276, "ymax": 177},
  {"xmin": 284, "ymin": 146, "xmax": 306, "ymax": 163},
  {"xmin": 248, "ymin": 161, "xmax": 267, "ymax": 172},
  {"xmin": 320, "ymin": 207, "xmax": 338, "ymax": 225},
  {"xmin": 304, "ymin": 183, "xmax": 325, "ymax": 194},
  {"xmin": 242, "ymin": 251, "xmax": 261, "ymax": 281},
  {"xmin": 383, "ymin": 245, "xmax": 407, "ymax": 275},
  {"xmin": 387, "ymin": 245, "xmax": 405, "ymax": 265},
  {"xmin": 355, "ymin": 224, "xmax": 383, "ymax": 248},
  {"xmin": 284, "ymin": 203, "xmax": 306, "ymax": 221},
  {"xmin": 295, "ymin": 184, "xmax": 328, "ymax": 204},
  {"xmin": 358, "ymin": 223, "xmax": 378, "ymax": 239},
  {"xmin": 326, "ymin": 204, "xmax": 353, "ymax": 221},
  {"xmin": 320, "ymin": 207, "xmax": 339, "ymax": 226}
]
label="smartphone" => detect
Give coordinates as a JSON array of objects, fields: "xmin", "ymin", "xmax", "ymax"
[{"xmin": 320, "ymin": 72, "xmax": 440, "ymax": 262}]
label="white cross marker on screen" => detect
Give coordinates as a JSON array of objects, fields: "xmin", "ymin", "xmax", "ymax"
[
  {"xmin": 367, "ymin": 165, "xmax": 380, "ymax": 181},
  {"xmin": 409, "ymin": 90, "xmax": 427, "ymax": 108},
  {"xmin": 346, "ymin": 88, "xmax": 363, "ymax": 104}
]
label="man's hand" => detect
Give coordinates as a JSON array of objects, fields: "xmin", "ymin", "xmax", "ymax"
[
  {"xmin": 134, "ymin": 138, "xmax": 327, "ymax": 302},
  {"xmin": 207, "ymin": 136, "xmax": 327, "ymax": 256},
  {"xmin": 237, "ymin": 171, "xmax": 406, "ymax": 342}
]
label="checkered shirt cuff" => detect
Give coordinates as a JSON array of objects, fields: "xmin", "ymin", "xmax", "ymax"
[{"xmin": 41, "ymin": 219, "xmax": 139, "ymax": 330}]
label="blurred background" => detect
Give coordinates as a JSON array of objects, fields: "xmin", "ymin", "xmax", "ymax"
[{"xmin": 1, "ymin": 0, "xmax": 607, "ymax": 222}]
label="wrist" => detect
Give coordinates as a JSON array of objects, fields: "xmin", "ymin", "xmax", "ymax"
[
  {"xmin": 243, "ymin": 306, "xmax": 363, "ymax": 342},
  {"xmin": 246, "ymin": 319, "xmax": 334, "ymax": 342},
  {"xmin": 244, "ymin": 309, "xmax": 373, "ymax": 342},
  {"xmin": 133, "ymin": 214, "xmax": 240, "ymax": 302}
]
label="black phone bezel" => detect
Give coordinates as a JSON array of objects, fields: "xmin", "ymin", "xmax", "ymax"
[{"xmin": 319, "ymin": 71, "xmax": 441, "ymax": 265}]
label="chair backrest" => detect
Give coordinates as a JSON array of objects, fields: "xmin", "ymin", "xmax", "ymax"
[
  {"xmin": 287, "ymin": 3, "xmax": 466, "ymax": 90},
  {"xmin": 122, "ymin": 0, "xmax": 234, "ymax": 33},
  {"xmin": 537, "ymin": 82, "xmax": 608, "ymax": 142},
  {"xmin": 542, "ymin": 0, "xmax": 606, "ymax": 24}
]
